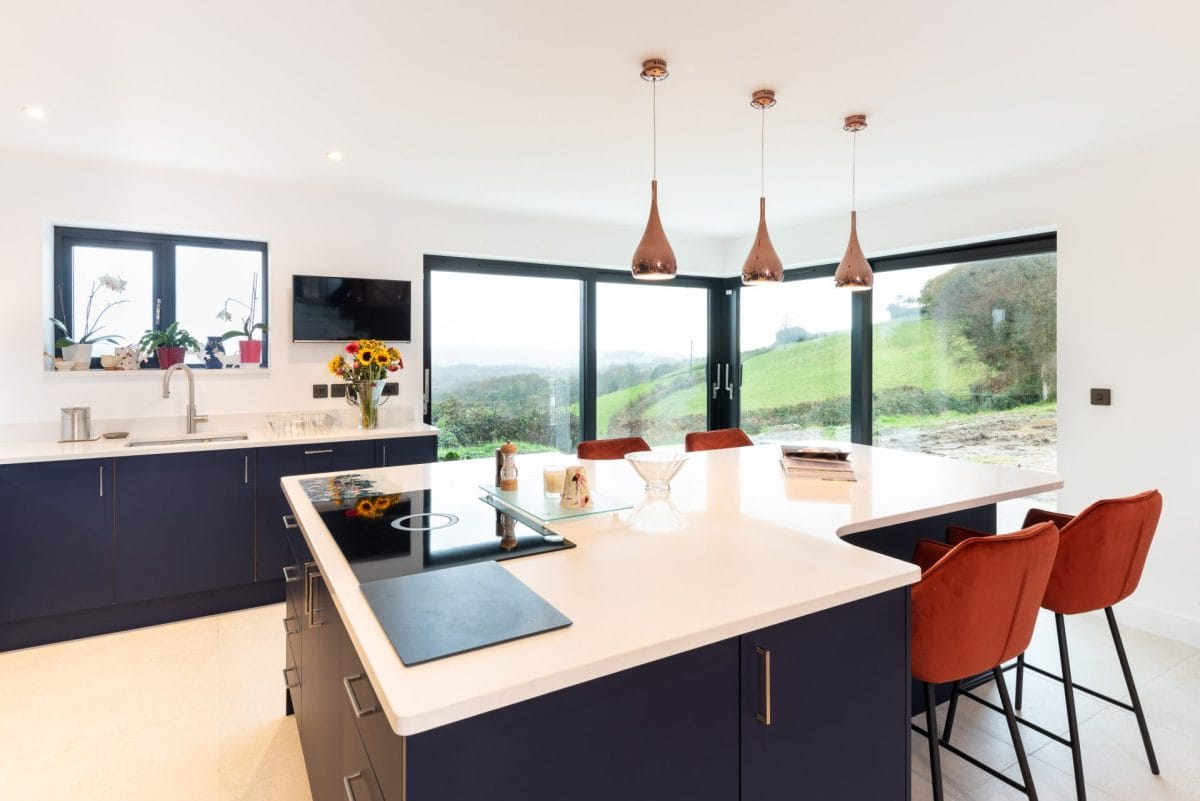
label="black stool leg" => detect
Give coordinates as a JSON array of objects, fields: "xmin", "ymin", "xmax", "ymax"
[
  {"xmin": 941, "ymin": 680, "xmax": 962, "ymax": 744},
  {"xmin": 925, "ymin": 681, "xmax": 945, "ymax": 801},
  {"xmin": 994, "ymin": 666, "xmax": 1038, "ymax": 801},
  {"xmin": 1016, "ymin": 651, "xmax": 1026, "ymax": 710},
  {"xmin": 1106, "ymin": 606, "xmax": 1160, "ymax": 774},
  {"xmin": 1056, "ymin": 613, "xmax": 1087, "ymax": 801}
]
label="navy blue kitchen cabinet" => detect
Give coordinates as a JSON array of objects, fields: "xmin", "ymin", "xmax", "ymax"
[
  {"xmin": 0, "ymin": 459, "xmax": 115, "ymax": 623},
  {"xmin": 374, "ymin": 436, "xmax": 437, "ymax": 468},
  {"xmin": 739, "ymin": 587, "xmax": 911, "ymax": 801},
  {"xmin": 114, "ymin": 449, "xmax": 256, "ymax": 603},
  {"xmin": 255, "ymin": 440, "xmax": 375, "ymax": 583}
]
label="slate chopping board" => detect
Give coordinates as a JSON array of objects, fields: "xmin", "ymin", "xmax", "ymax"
[{"xmin": 359, "ymin": 560, "xmax": 572, "ymax": 666}]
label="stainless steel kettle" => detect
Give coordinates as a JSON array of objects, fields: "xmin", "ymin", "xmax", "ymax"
[{"xmin": 60, "ymin": 407, "xmax": 93, "ymax": 442}]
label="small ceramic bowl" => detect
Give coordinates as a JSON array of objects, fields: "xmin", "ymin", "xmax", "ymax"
[
  {"xmin": 100, "ymin": 355, "xmax": 119, "ymax": 370},
  {"xmin": 54, "ymin": 360, "xmax": 75, "ymax": 371}
]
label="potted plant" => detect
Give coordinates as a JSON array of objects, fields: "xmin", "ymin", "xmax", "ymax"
[
  {"xmin": 217, "ymin": 273, "xmax": 268, "ymax": 367},
  {"xmin": 328, "ymin": 339, "xmax": 403, "ymax": 429},
  {"xmin": 48, "ymin": 274, "xmax": 128, "ymax": 370},
  {"xmin": 136, "ymin": 321, "xmax": 200, "ymax": 369}
]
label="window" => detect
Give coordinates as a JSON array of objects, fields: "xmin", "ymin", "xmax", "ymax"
[{"xmin": 53, "ymin": 227, "xmax": 268, "ymax": 367}]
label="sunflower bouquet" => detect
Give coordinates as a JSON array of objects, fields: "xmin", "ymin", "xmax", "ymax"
[
  {"xmin": 329, "ymin": 339, "xmax": 404, "ymax": 429},
  {"xmin": 345, "ymin": 493, "xmax": 403, "ymax": 520}
]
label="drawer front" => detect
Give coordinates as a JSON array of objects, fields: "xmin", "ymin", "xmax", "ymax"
[
  {"xmin": 343, "ymin": 702, "xmax": 387, "ymax": 801},
  {"xmin": 343, "ymin": 641, "xmax": 405, "ymax": 799},
  {"xmin": 285, "ymin": 637, "xmax": 301, "ymax": 724},
  {"xmin": 375, "ymin": 435, "xmax": 437, "ymax": 467}
]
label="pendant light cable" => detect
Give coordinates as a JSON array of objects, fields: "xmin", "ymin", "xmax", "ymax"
[
  {"xmin": 851, "ymin": 129, "xmax": 857, "ymax": 211},
  {"xmin": 760, "ymin": 105, "xmax": 766, "ymax": 197},
  {"xmin": 652, "ymin": 78, "xmax": 657, "ymax": 181}
]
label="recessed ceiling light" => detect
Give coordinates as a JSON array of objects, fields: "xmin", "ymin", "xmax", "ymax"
[
  {"xmin": 325, "ymin": 150, "xmax": 343, "ymax": 163},
  {"xmin": 20, "ymin": 105, "xmax": 46, "ymax": 119}
]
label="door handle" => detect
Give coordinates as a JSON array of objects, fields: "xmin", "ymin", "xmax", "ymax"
[
  {"xmin": 99, "ymin": 465, "xmax": 104, "ymax": 497},
  {"xmin": 756, "ymin": 646, "xmax": 773, "ymax": 726},
  {"xmin": 282, "ymin": 514, "xmax": 298, "ymax": 529},
  {"xmin": 724, "ymin": 362, "xmax": 734, "ymax": 399},
  {"xmin": 343, "ymin": 673, "xmax": 379, "ymax": 718},
  {"xmin": 243, "ymin": 455, "xmax": 249, "ymax": 484},
  {"xmin": 304, "ymin": 448, "xmax": 333, "ymax": 455},
  {"xmin": 381, "ymin": 444, "xmax": 387, "ymax": 467},
  {"xmin": 282, "ymin": 565, "xmax": 300, "ymax": 583},
  {"xmin": 711, "ymin": 363, "xmax": 723, "ymax": 400}
]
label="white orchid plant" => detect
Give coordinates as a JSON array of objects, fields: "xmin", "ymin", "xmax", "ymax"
[
  {"xmin": 50, "ymin": 274, "xmax": 129, "ymax": 346},
  {"xmin": 217, "ymin": 272, "xmax": 268, "ymax": 341}
]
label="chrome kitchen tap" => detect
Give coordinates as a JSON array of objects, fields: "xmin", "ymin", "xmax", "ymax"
[{"xmin": 162, "ymin": 363, "xmax": 208, "ymax": 434}]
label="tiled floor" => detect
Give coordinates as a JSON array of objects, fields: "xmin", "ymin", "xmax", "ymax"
[{"xmin": 0, "ymin": 602, "xmax": 1196, "ymax": 800}]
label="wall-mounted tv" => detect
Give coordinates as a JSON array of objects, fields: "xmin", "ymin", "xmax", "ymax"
[{"xmin": 292, "ymin": 275, "xmax": 412, "ymax": 342}]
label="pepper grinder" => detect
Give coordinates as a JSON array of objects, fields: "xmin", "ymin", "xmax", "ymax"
[{"xmin": 498, "ymin": 441, "xmax": 519, "ymax": 491}]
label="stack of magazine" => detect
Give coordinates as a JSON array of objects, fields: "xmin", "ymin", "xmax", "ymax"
[{"xmin": 779, "ymin": 444, "xmax": 857, "ymax": 482}]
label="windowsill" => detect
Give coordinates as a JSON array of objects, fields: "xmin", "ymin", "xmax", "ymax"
[{"xmin": 44, "ymin": 366, "xmax": 271, "ymax": 377}]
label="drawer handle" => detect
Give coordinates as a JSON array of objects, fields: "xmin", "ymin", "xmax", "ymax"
[
  {"xmin": 307, "ymin": 568, "xmax": 326, "ymax": 627},
  {"xmin": 343, "ymin": 673, "xmax": 379, "ymax": 718},
  {"xmin": 756, "ymin": 646, "xmax": 773, "ymax": 726},
  {"xmin": 304, "ymin": 448, "xmax": 333, "ymax": 455},
  {"xmin": 282, "ymin": 666, "xmax": 299, "ymax": 689},
  {"xmin": 282, "ymin": 514, "xmax": 298, "ymax": 529},
  {"xmin": 282, "ymin": 565, "xmax": 300, "ymax": 583},
  {"xmin": 343, "ymin": 772, "xmax": 364, "ymax": 801},
  {"xmin": 282, "ymin": 616, "xmax": 300, "ymax": 636}
]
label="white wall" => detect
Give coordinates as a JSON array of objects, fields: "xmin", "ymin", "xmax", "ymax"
[
  {"xmin": 0, "ymin": 148, "xmax": 724, "ymax": 429},
  {"xmin": 737, "ymin": 134, "xmax": 1200, "ymax": 645}
]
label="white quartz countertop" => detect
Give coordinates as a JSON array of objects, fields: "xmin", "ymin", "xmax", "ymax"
[
  {"xmin": 282, "ymin": 443, "xmax": 1062, "ymax": 736},
  {"xmin": 0, "ymin": 417, "xmax": 438, "ymax": 465}
]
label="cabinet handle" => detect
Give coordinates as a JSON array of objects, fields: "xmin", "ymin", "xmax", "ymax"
[
  {"xmin": 282, "ymin": 514, "xmax": 298, "ymax": 530},
  {"xmin": 711, "ymin": 363, "xmax": 721, "ymax": 400},
  {"xmin": 283, "ymin": 616, "xmax": 300, "ymax": 636},
  {"xmin": 724, "ymin": 362, "xmax": 734, "ymax": 399},
  {"xmin": 282, "ymin": 666, "xmax": 299, "ymax": 689},
  {"xmin": 98, "ymin": 465, "xmax": 104, "ymax": 497},
  {"xmin": 381, "ymin": 444, "xmax": 387, "ymax": 466},
  {"xmin": 343, "ymin": 772, "xmax": 365, "ymax": 801},
  {"xmin": 282, "ymin": 564, "xmax": 300, "ymax": 583},
  {"xmin": 756, "ymin": 646, "xmax": 773, "ymax": 726},
  {"xmin": 302, "ymin": 563, "xmax": 315, "ymax": 614},
  {"xmin": 343, "ymin": 673, "xmax": 379, "ymax": 718},
  {"xmin": 304, "ymin": 448, "xmax": 333, "ymax": 455},
  {"xmin": 243, "ymin": 455, "xmax": 249, "ymax": 484},
  {"xmin": 307, "ymin": 568, "xmax": 326, "ymax": 627}
]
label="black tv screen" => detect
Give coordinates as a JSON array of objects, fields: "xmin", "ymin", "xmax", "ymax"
[{"xmin": 292, "ymin": 275, "xmax": 412, "ymax": 342}]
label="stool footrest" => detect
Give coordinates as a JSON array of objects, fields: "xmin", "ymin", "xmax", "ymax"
[{"xmin": 912, "ymin": 723, "xmax": 1032, "ymax": 795}]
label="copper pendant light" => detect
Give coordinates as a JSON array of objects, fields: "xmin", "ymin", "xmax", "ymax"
[
  {"xmin": 834, "ymin": 114, "xmax": 873, "ymax": 291},
  {"xmin": 631, "ymin": 58, "xmax": 677, "ymax": 281},
  {"xmin": 742, "ymin": 89, "xmax": 783, "ymax": 285}
]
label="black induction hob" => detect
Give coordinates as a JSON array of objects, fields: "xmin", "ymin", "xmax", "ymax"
[{"xmin": 313, "ymin": 485, "xmax": 574, "ymax": 584}]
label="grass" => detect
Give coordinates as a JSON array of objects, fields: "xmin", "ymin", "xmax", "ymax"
[{"xmin": 614, "ymin": 317, "xmax": 988, "ymax": 420}]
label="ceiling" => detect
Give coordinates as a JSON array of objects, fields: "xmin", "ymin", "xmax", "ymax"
[{"xmin": 2, "ymin": 0, "xmax": 1197, "ymax": 237}]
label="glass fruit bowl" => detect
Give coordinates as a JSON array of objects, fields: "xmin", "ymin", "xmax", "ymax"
[{"xmin": 624, "ymin": 451, "xmax": 688, "ymax": 494}]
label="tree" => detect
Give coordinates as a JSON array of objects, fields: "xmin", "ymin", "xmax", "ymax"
[{"xmin": 918, "ymin": 255, "xmax": 1056, "ymax": 401}]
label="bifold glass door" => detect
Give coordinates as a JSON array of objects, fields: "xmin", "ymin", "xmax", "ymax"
[
  {"xmin": 427, "ymin": 270, "xmax": 581, "ymax": 459},
  {"xmin": 596, "ymin": 282, "xmax": 710, "ymax": 447},
  {"xmin": 737, "ymin": 278, "xmax": 852, "ymax": 443}
]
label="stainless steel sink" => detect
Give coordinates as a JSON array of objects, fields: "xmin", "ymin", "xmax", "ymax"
[{"xmin": 126, "ymin": 432, "xmax": 250, "ymax": 448}]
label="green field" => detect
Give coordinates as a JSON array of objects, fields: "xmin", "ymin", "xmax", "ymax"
[{"xmin": 595, "ymin": 317, "xmax": 988, "ymax": 425}]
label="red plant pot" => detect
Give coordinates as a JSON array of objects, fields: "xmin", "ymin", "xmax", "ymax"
[
  {"xmin": 156, "ymin": 346, "xmax": 186, "ymax": 369},
  {"xmin": 238, "ymin": 339, "xmax": 263, "ymax": 366}
]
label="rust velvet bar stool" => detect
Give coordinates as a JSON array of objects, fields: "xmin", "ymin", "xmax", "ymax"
[
  {"xmin": 940, "ymin": 490, "xmax": 1163, "ymax": 801},
  {"xmin": 576, "ymin": 437, "xmax": 650, "ymax": 460},
  {"xmin": 910, "ymin": 522, "xmax": 1060, "ymax": 801},
  {"xmin": 683, "ymin": 428, "xmax": 754, "ymax": 452}
]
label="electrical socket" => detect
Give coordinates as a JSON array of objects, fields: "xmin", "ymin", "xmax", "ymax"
[
  {"xmin": 330, "ymin": 383, "xmax": 347, "ymax": 398},
  {"xmin": 1091, "ymin": 388, "xmax": 1111, "ymax": 406},
  {"xmin": 312, "ymin": 384, "xmax": 328, "ymax": 399},
  {"xmin": 382, "ymin": 382, "xmax": 399, "ymax": 397}
]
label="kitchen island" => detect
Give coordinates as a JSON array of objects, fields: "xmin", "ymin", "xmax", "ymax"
[{"xmin": 281, "ymin": 444, "xmax": 1061, "ymax": 801}]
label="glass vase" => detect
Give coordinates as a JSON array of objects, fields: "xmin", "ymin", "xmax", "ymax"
[{"xmin": 347, "ymin": 379, "xmax": 388, "ymax": 430}]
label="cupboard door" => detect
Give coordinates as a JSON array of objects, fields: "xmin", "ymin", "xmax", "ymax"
[
  {"xmin": 740, "ymin": 588, "xmax": 910, "ymax": 801},
  {"xmin": 255, "ymin": 441, "xmax": 374, "ymax": 582},
  {"xmin": 0, "ymin": 459, "xmax": 115, "ymax": 622},
  {"xmin": 374, "ymin": 435, "xmax": 436, "ymax": 467},
  {"xmin": 342, "ymin": 702, "xmax": 386, "ymax": 801},
  {"xmin": 114, "ymin": 449, "xmax": 255, "ymax": 603}
]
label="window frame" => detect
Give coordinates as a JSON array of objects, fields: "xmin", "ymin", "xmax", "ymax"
[{"xmin": 53, "ymin": 226, "xmax": 269, "ymax": 368}]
